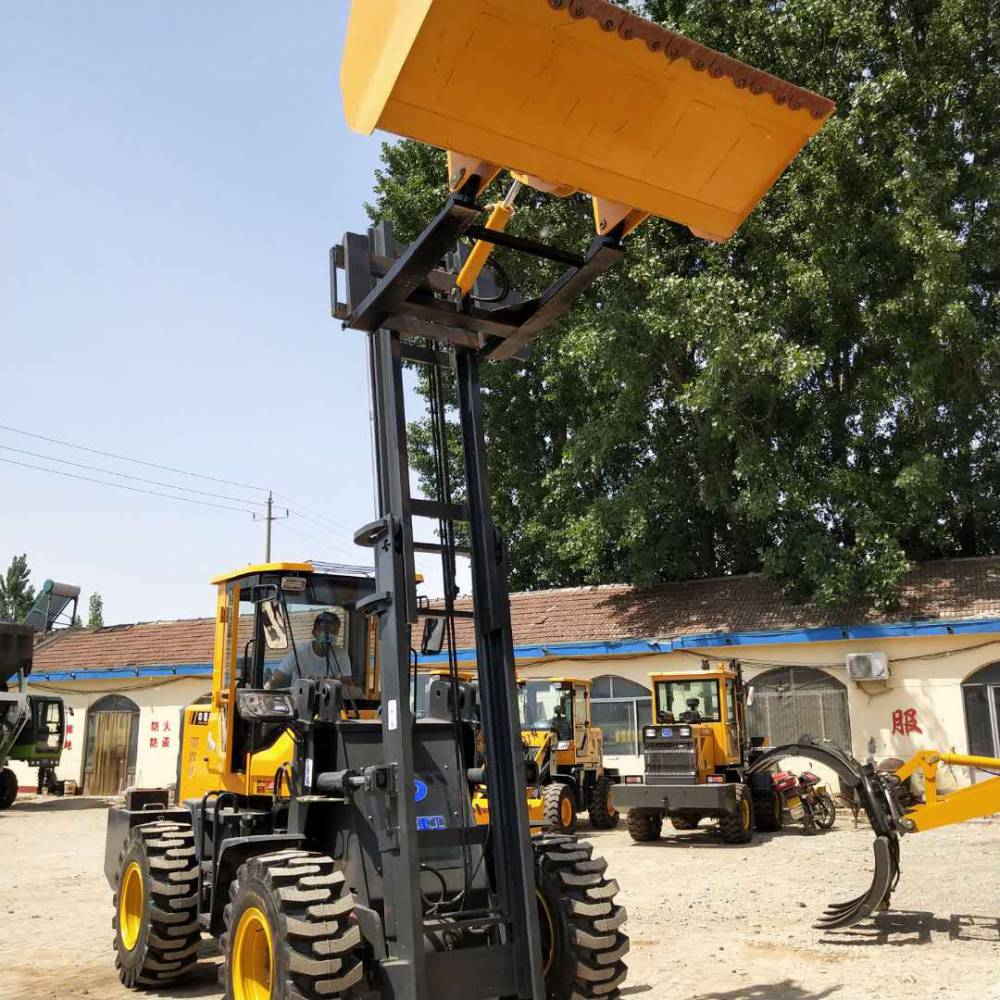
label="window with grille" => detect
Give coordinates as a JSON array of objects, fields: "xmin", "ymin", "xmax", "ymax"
[{"xmin": 748, "ymin": 666, "xmax": 851, "ymax": 752}]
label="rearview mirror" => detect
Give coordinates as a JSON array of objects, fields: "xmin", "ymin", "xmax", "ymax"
[
  {"xmin": 261, "ymin": 600, "xmax": 288, "ymax": 651},
  {"xmin": 420, "ymin": 617, "xmax": 446, "ymax": 656}
]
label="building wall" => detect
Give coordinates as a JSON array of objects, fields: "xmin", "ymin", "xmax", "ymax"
[
  {"xmin": 10, "ymin": 629, "xmax": 999, "ymax": 796},
  {"xmin": 9, "ymin": 676, "xmax": 210, "ymax": 792},
  {"xmin": 515, "ymin": 631, "xmax": 1000, "ymax": 787}
]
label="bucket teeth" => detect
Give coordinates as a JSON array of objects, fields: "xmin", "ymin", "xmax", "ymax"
[{"xmin": 814, "ymin": 835, "xmax": 898, "ymax": 931}]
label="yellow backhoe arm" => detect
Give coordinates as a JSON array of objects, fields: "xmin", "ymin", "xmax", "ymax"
[{"xmin": 895, "ymin": 751, "xmax": 1000, "ymax": 833}]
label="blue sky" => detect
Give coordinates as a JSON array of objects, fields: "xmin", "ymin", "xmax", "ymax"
[{"xmin": 1, "ymin": 2, "xmax": 464, "ymax": 623}]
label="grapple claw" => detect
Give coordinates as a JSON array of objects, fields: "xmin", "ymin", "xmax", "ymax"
[{"xmin": 814, "ymin": 835, "xmax": 899, "ymax": 931}]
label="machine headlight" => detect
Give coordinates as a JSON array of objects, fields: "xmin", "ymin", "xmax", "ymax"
[
  {"xmin": 556, "ymin": 740, "xmax": 572, "ymax": 751},
  {"xmin": 644, "ymin": 728, "xmax": 657, "ymax": 739},
  {"xmin": 237, "ymin": 690, "xmax": 295, "ymax": 722},
  {"xmin": 679, "ymin": 726, "xmax": 691, "ymax": 737}
]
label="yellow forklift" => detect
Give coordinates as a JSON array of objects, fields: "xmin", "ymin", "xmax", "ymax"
[
  {"xmin": 473, "ymin": 678, "xmax": 620, "ymax": 833},
  {"xmin": 102, "ymin": 1, "xmax": 833, "ymax": 995},
  {"xmin": 613, "ymin": 661, "xmax": 780, "ymax": 843}
]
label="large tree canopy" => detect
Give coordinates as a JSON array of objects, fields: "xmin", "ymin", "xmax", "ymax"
[{"xmin": 367, "ymin": 0, "xmax": 999, "ymax": 610}]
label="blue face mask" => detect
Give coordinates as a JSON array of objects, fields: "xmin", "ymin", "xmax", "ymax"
[{"xmin": 314, "ymin": 632, "xmax": 332, "ymax": 650}]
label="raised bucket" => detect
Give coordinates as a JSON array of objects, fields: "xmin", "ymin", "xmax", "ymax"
[{"xmin": 341, "ymin": 0, "xmax": 834, "ymax": 241}]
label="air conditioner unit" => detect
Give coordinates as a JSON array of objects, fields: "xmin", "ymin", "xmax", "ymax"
[{"xmin": 846, "ymin": 652, "xmax": 890, "ymax": 682}]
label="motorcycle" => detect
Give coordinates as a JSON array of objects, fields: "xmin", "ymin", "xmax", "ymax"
[{"xmin": 771, "ymin": 768, "xmax": 837, "ymax": 832}]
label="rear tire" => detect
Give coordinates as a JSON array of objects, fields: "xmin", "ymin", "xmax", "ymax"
[
  {"xmin": 752, "ymin": 788, "xmax": 783, "ymax": 833},
  {"xmin": 669, "ymin": 814, "xmax": 701, "ymax": 831},
  {"xmin": 113, "ymin": 821, "xmax": 201, "ymax": 988},
  {"xmin": 544, "ymin": 783, "xmax": 577, "ymax": 834},
  {"xmin": 588, "ymin": 776, "xmax": 620, "ymax": 830},
  {"xmin": 0, "ymin": 767, "xmax": 17, "ymax": 809},
  {"xmin": 717, "ymin": 787, "xmax": 755, "ymax": 844},
  {"xmin": 626, "ymin": 809, "xmax": 662, "ymax": 843},
  {"xmin": 222, "ymin": 848, "xmax": 363, "ymax": 1000},
  {"xmin": 534, "ymin": 835, "xmax": 629, "ymax": 999},
  {"xmin": 813, "ymin": 793, "xmax": 837, "ymax": 830}
]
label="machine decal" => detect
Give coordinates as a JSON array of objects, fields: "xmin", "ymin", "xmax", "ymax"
[
  {"xmin": 190, "ymin": 710, "xmax": 210, "ymax": 726},
  {"xmin": 413, "ymin": 778, "xmax": 428, "ymax": 803},
  {"xmin": 415, "ymin": 815, "xmax": 446, "ymax": 831}
]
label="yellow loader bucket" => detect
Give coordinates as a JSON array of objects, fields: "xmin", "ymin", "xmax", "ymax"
[{"xmin": 341, "ymin": 0, "xmax": 834, "ymax": 241}]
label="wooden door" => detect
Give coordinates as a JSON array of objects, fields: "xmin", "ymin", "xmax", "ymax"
[{"xmin": 88, "ymin": 712, "xmax": 133, "ymax": 795}]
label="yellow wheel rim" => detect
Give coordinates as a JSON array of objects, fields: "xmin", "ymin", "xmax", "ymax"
[
  {"xmin": 742, "ymin": 796, "xmax": 751, "ymax": 830},
  {"xmin": 233, "ymin": 906, "xmax": 274, "ymax": 1000},
  {"xmin": 536, "ymin": 890, "xmax": 556, "ymax": 978},
  {"xmin": 560, "ymin": 794, "xmax": 573, "ymax": 829},
  {"xmin": 119, "ymin": 861, "xmax": 144, "ymax": 952}
]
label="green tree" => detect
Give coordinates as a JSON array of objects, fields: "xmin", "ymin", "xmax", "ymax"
[
  {"xmin": 368, "ymin": 0, "xmax": 999, "ymax": 610},
  {"xmin": 0, "ymin": 554, "xmax": 35, "ymax": 622},
  {"xmin": 87, "ymin": 592, "xmax": 104, "ymax": 628}
]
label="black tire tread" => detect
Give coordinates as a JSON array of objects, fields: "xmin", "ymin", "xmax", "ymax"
[
  {"xmin": 587, "ymin": 776, "xmax": 620, "ymax": 830},
  {"xmin": 534, "ymin": 835, "xmax": 629, "ymax": 999},
  {"xmin": 625, "ymin": 809, "xmax": 662, "ymax": 843},
  {"xmin": 0, "ymin": 768, "xmax": 18, "ymax": 810},
  {"xmin": 113, "ymin": 821, "xmax": 201, "ymax": 988},
  {"xmin": 222, "ymin": 849, "xmax": 363, "ymax": 999},
  {"xmin": 543, "ymin": 783, "xmax": 577, "ymax": 834},
  {"xmin": 717, "ymin": 789, "xmax": 755, "ymax": 844}
]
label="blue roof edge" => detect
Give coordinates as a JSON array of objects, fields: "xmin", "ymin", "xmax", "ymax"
[
  {"xmin": 415, "ymin": 614, "xmax": 1000, "ymax": 667},
  {"xmin": 27, "ymin": 614, "xmax": 1000, "ymax": 679}
]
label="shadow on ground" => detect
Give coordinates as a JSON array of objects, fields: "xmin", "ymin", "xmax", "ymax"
[
  {"xmin": 820, "ymin": 909, "xmax": 1000, "ymax": 947},
  {"xmin": 687, "ymin": 981, "xmax": 841, "ymax": 1000},
  {"xmin": 8, "ymin": 795, "xmax": 113, "ymax": 812}
]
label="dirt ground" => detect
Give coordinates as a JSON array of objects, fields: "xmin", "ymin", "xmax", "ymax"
[{"xmin": 1, "ymin": 798, "xmax": 997, "ymax": 1000}]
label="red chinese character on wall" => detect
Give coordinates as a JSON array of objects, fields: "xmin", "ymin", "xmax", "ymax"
[
  {"xmin": 151, "ymin": 721, "xmax": 160, "ymax": 732},
  {"xmin": 65, "ymin": 740, "xmax": 73, "ymax": 751},
  {"xmin": 150, "ymin": 737, "xmax": 159, "ymax": 749},
  {"xmin": 891, "ymin": 708, "xmax": 922, "ymax": 736},
  {"xmin": 162, "ymin": 737, "xmax": 170, "ymax": 749},
  {"xmin": 163, "ymin": 721, "xmax": 171, "ymax": 732},
  {"xmin": 66, "ymin": 724, "xmax": 74, "ymax": 735}
]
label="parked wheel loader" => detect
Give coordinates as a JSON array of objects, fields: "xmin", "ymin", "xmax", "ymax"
[
  {"xmin": 0, "ymin": 622, "xmax": 65, "ymax": 809},
  {"xmin": 612, "ymin": 661, "xmax": 781, "ymax": 844},
  {"xmin": 473, "ymin": 678, "xmax": 620, "ymax": 834},
  {"xmin": 104, "ymin": 1, "xmax": 832, "ymax": 996}
]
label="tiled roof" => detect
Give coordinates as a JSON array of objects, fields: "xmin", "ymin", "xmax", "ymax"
[{"xmin": 29, "ymin": 556, "xmax": 1000, "ymax": 675}]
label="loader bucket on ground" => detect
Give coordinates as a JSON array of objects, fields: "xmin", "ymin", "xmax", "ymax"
[
  {"xmin": 748, "ymin": 737, "xmax": 903, "ymax": 931},
  {"xmin": 341, "ymin": 0, "xmax": 835, "ymax": 242}
]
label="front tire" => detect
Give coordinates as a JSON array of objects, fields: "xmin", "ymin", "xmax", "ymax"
[
  {"xmin": 544, "ymin": 783, "xmax": 578, "ymax": 834},
  {"xmin": 717, "ymin": 787, "xmax": 755, "ymax": 844},
  {"xmin": 113, "ymin": 821, "xmax": 201, "ymax": 988},
  {"xmin": 222, "ymin": 849, "xmax": 363, "ymax": 1000},
  {"xmin": 534, "ymin": 835, "xmax": 629, "ymax": 999},
  {"xmin": 626, "ymin": 809, "xmax": 662, "ymax": 843},
  {"xmin": 0, "ymin": 767, "xmax": 17, "ymax": 809},
  {"xmin": 587, "ymin": 776, "xmax": 620, "ymax": 830},
  {"xmin": 752, "ymin": 788, "xmax": 782, "ymax": 833}
]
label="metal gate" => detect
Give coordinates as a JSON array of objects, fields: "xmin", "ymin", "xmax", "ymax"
[
  {"xmin": 83, "ymin": 696, "xmax": 139, "ymax": 795},
  {"xmin": 748, "ymin": 666, "xmax": 851, "ymax": 752}
]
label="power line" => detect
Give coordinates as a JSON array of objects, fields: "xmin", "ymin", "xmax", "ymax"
[
  {"xmin": 0, "ymin": 456, "xmax": 258, "ymax": 514},
  {"xmin": 282, "ymin": 520, "xmax": 362, "ymax": 558},
  {"xmin": 0, "ymin": 444, "xmax": 266, "ymax": 506},
  {"xmin": 0, "ymin": 422, "xmax": 269, "ymax": 494}
]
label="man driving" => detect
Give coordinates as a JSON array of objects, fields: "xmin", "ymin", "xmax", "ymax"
[
  {"xmin": 679, "ymin": 697, "xmax": 702, "ymax": 723},
  {"xmin": 265, "ymin": 611, "xmax": 352, "ymax": 690}
]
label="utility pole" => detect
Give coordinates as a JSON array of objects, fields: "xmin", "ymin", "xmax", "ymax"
[{"xmin": 253, "ymin": 491, "xmax": 288, "ymax": 561}]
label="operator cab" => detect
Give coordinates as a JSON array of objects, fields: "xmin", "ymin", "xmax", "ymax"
[{"xmin": 208, "ymin": 561, "xmax": 378, "ymax": 780}]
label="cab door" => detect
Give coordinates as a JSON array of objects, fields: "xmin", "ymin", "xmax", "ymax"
[
  {"xmin": 574, "ymin": 684, "xmax": 600, "ymax": 767},
  {"xmin": 723, "ymin": 677, "xmax": 741, "ymax": 763}
]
